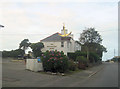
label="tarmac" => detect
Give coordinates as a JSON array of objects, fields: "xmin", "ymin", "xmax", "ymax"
[{"xmin": 2, "ymin": 58, "xmax": 105, "ymax": 87}]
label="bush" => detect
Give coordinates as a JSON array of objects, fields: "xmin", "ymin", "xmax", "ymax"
[
  {"xmin": 76, "ymin": 56, "xmax": 88, "ymax": 69},
  {"xmin": 68, "ymin": 51, "xmax": 87, "ymax": 61},
  {"xmin": 75, "ymin": 51, "xmax": 87, "ymax": 59},
  {"xmin": 2, "ymin": 49, "xmax": 24, "ymax": 58},
  {"xmin": 89, "ymin": 52, "xmax": 100, "ymax": 63},
  {"xmin": 67, "ymin": 53, "xmax": 76, "ymax": 61},
  {"xmin": 41, "ymin": 50, "xmax": 68, "ymax": 73},
  {"xmin": 68, "ymin": 60, "xmax": 77, "ymax": 71}
]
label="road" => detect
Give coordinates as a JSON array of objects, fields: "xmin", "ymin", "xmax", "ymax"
[
  {"xmin": 71, "ymin": 62, "xmax": 118, "ymax": 87},
  {"xmin": 2, "ymin": 58, "xmax": 118, "ymax": 87}
]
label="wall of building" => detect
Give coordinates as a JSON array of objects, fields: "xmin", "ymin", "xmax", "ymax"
[
  {"xmin": 41, "ymin": 41, "xmax": 68, "ymax": 55},
  {"xmin": 74, "ymin": 42, "xmax": 81, "ymax": 51},
  {"xmin": 41, "ymin": 40, "xmax": 81, "ymax": 55}
]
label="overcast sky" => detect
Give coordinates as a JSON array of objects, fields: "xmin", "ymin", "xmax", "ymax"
[{"xmin": 0, "ymin": 0, "xmax": 119, "ymax": 61}]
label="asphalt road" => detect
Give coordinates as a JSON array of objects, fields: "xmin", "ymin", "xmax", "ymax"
[
  {"xmin": 71, "ymin": 62, "xmax": 118, "ymax": 87},
  {"xmin": 2, "ymin": 58, "xmax": 118, "ymax": 87}
]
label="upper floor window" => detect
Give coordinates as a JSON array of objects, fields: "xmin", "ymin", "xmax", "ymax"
[{"xmin": 61, "ymin": 42, "xmax": 64, "ymax": 47}]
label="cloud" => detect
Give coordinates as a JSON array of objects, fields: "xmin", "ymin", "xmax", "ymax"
[
  {"xmin": 0, "ymin": 1, "xmax": 118, "ymax": 60},
  {"xmin": 1, "ymin": 10, "xmax": 33, "ymax": 34},
  {"xmin": 0, "ymin": 0, "xmax": 119, "ymax": 3}
]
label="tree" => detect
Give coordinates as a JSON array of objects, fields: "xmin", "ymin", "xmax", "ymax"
[
  {"xmin": 19, "ymin": 39, "xmax": 31, "ymax": 54},
  {"xmin": 79, "ymin": 28, "xmax": 102, "ymax": 44},
  {"xmin": 81, "ymin": 43, "xmax": 107, "ymax": 58},
  {"xmin": 89, "ymin": 52, "xmax": 100, "ymax": 63},
  {"xmin": 30, "ymin": 42, "xmax": 44, "ymax": 57},
  {"xmin": 79, "ymin": 28, "xmax": 107, "ymax": 61},
  {"xmin": 2, "ymin": 49, "xmax": 24, "ymax": 58}
]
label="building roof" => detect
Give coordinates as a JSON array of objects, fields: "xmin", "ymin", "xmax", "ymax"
[
  {"xmin": 40, "ymin": 32, "xmax": 71, "ymax": 42},
  {"xmin": 75, "ymin": 41, "xmax": 82, "ymax": 45}
]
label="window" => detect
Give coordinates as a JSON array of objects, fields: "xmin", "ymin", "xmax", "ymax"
[{"xmin": 61, "ymin": 42, "xmax": 64, "ymax": 47}]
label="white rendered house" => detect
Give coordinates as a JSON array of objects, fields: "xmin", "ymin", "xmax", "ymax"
[{"xmin": 41, "ymin": 25, "xmax": 81, "ymax": 55}]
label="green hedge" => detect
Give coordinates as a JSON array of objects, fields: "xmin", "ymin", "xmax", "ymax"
[
  {"xmin": 67, "ymin": 51, "xmax": 87, "ymax": 61},
  {"xmin": 2, "ymin": 49, "xmax": 24, "ymax": 58},
  {"xmin": 76, "ymin": 56, "xmax": 88, "ymax": 69},
  {"xmin": 68, "ymin": 51, "xmax": 100, "ymax": 63}
]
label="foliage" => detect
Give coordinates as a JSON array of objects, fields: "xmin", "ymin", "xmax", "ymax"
[
  {"xmin": 76, "ymin": 56, "xmax": 88, "ymax": 64},
  {"xmin": 79, "ymin": 28, "xmax": 107, "ymax": 61},
  {"xmin": 79, "ymin": 28, "xmax": 102, "ymax": 44},
  {"xmin": 89, "ymin": 52, "xmax": 100, "ymax": 63},
  {"xmin": 68, "ymin": 60, "xmax": 77, "ymax": 71},
  {"xmin": 68, "ymin": 51, "xmax": 87, "ymax": 61},
  {"xmin": 68, "ymin": 50, "xmax": 101, "ymax": 64},
  {"xmin": 19, "ymin": 39, "xmax": 31, "ymax": 53},
  {"xmin": 67, "ymin": 53, "xmax": 76, "ymax": 61},
  {"xmin": 76, "ymin": 56, "xmax": 88, "ymax": 69},
  {"xmin": 41, "ymin": 50, "xmax": 68, "ymax": 73},
  {"xmin": 2, "ymin": 49, "xmax": 24, "ymax": 58},
  {"xmin": 30, "ymin": 42, "xmax": 44, "ymax": 58},
  {"xmin": 81, "ymin": 43, "xmax": 107, "ymax": 58},
  {"xmin": 75, "ymin": 51, "xmax": 87, "ymax": 59},
  {"xmin": 111, "ymin": 57, "xmax": 119, "ymax": 62}
]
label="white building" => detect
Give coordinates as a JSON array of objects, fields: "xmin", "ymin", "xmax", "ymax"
[{"xmin": 41, "ymin": 25, "xmax": 81, "ymax": 55}]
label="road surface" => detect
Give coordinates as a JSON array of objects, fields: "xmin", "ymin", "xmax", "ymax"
[{"xmin": 2, "ymin": 58, "xmax": 118, "ymax": 87}]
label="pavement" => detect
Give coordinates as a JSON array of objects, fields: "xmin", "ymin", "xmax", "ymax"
[{"xmin": 2, "ymin": 58, "xmax": 118, "ymax": 87}]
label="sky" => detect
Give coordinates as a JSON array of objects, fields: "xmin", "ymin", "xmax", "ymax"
[{"xmin": 0, "ymin": 0, "xmax": 119, "ymax": 61}]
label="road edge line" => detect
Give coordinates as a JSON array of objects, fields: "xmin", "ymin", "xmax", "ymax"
[{"xmin": 88, "ymin": 66, "xmax": 104, "ymax": 78}]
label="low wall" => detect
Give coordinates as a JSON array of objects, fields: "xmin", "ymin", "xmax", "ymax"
[{"xmin": 26, "ymin": 59, "xmax": 43, "ymax": 72}]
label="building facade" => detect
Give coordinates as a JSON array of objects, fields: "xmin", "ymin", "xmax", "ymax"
[{"xmin": 41, "ymin": 25, "xmax": 81, "ymax": 55}]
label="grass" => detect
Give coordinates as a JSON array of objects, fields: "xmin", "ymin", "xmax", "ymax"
[{"xmin": 65, "ymin": 68, "xmax": 83, "ymax": 76}]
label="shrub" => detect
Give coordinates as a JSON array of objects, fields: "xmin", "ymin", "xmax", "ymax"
[
  {"xmin": 2, "ymin": 49, "xmax": 24, "ymax": 58},
  {"xmin": 68, "ymin": 51, "xmax": 87, "ymax": 61},
  {"xmin": 75, "ymin": 51, "xmax": 87, "ymax": 59},
  {"xmin": 67, "ymin": 53, "xmax": 76, "ymax": 61},
  {"xmin": 41, "ymin": 50, "xmax": 68, "ymax": 73},
  {"xmin": 89, "ymin": 52, "xmax": 100, "ymax": 63},
  {"xmin": 76, "ymin": 56, "xmax": 88, "ymax": 69},
  {"xmin": 68, "ymin": 60, "xmax": 77, "ymax": 71}
]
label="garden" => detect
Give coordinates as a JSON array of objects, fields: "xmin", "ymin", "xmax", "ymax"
[{"xmin": 40, "ymin": 50, "xmax": 102, "ymax": 75}]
